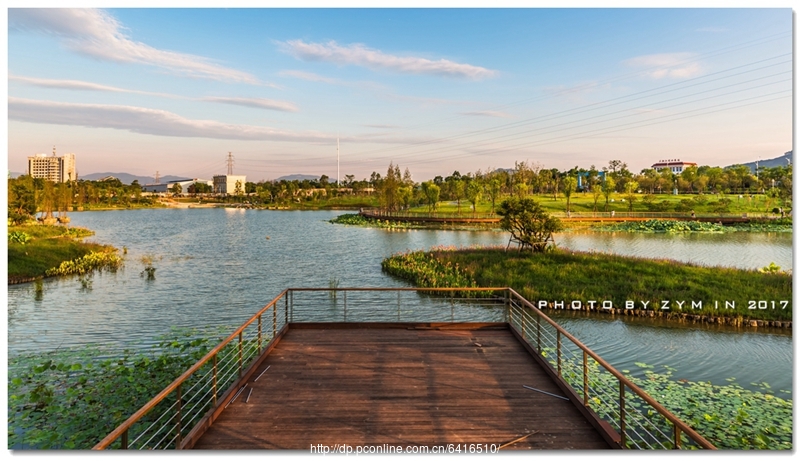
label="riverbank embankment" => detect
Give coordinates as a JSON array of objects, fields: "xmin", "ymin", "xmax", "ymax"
[{"xmin": 381, "ymin": 247, "xmax": 792, "ymax": 328}]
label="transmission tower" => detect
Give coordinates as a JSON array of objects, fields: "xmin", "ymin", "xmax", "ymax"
[
  {"xmin": 226, "ymin": 152, "xmax": 235, "ymax": 175},
  {"xmin": 155, "ymin": 171, "xmax": 160, "ymax": 184}
]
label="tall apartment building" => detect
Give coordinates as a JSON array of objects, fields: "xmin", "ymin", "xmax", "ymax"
[{"xmin": 28, "ymin": 148, "xmax": 77, "ymax": 183}]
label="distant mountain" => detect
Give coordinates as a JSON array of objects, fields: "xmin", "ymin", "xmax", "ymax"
[
  {"xmin": 728, "ymin": 151, "xmax": 792, "ymax": 172},
  {"xmin": 80, "ymin": 172, "xmax": 189, "ymax": 185},
  {"xmin": 275, "ymin": 174, "xmax": 320, "ymax": 182},
  {"xmin": 9, "ymin": 171, "xmax": 25, "ymax": 179}
]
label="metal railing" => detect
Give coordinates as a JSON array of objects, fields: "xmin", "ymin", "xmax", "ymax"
[
  {"xmin": 93, "ymin": 290, "xmax": 290, "ymax": 450},
  {"xmin": 93, "ymin": 287, "xmax": 715, "ymax": 450},
  {"xmin": 505, "ymin": 288, "xmax": 715, "ymax": 450}
]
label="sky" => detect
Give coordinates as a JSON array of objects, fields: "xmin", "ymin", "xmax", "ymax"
[{"xmin": 5, "ymin": 6, "xmax": 795, "ymax": 183}]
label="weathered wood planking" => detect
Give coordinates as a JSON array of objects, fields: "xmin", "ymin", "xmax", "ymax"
[{"xmin": 193, "ymin": 327, "xmax": 611, "ymax": 450}]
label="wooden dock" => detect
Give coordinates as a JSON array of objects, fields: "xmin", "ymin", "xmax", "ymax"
[{"xmin": 192, "ymin": 324, "xmax": 612, "ymax": 450}]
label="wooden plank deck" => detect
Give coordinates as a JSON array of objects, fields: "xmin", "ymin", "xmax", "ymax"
[{"xmin": 192, "ymin": 324, "xmax": 611, "ymax": 450}]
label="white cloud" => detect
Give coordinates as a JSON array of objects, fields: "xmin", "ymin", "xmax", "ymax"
[
  {"xmin": 623, "ymin": 53, "xmax": 704, "ymax": 80},
  {"xmin": 9, "ymin": 98, "xmax": 431, "ymax": 145},
  {"xmin": 9, "ymin": 74, "xmax": 181, "ymax": 98},
  {"xmin": 280, "ymin": 39, "xmax": 497, "ymax": 80},
  {"xmin": 279, "ymin": 70, "xmax": 340, "ymax": 84},
  {"xmin": 201, "ymin": 97, "xmax": 299, "ymax": 112},
  {"xmin": 9, "ymin": 8, "xmax": 262, "ymax": 85},
  {"xmin": 11, "ymin": 74, "xmax": 298, "ymax": 112},
  {"xmin": 9, "ymin": 98, "xmax": 322, "ymax": 142},
  {"xmin": 461, "ymin": 110, "xmax": 512, "ymax": 118}
]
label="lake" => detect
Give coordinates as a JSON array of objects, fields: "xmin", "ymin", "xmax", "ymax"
[{"xmin": 7, "ymin": 208, "xmax": 792, "ymax": 392}]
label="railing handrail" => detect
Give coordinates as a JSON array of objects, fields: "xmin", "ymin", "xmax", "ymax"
[
  {"xmin": 506, "ymin": 288, "xmax": 715, "ymax": 449},
  {"xmin": 94, "ymin": 286, "xmax": 714, "ymax": 450},
  {"xmin": 93, "ymin": 289, "xmax": 290, "ymax": 450}
]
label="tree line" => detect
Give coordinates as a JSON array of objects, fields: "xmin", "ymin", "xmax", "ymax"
[{"xmin": 8, "ymin": 158, "xmax": 792, "ymax": 223}]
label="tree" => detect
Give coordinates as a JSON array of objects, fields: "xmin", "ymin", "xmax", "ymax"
[
  {"xmin": 8, "ymin": 176, "xmax": 37, "ymax": 224},
  {"xmin": 562, "ymin": 176, "xmax": 577, "ymax": 213},
  {"xmin": 602, "ymin": 177, "xmax": 616, "ymax": 212},
  {"xmin": 497, "ymin": 197, "xmax": 563, "ymax": 252},
  {"xmin": 379, "ymin": 162, "xmax": 402, "ymax": 211},
  {"xmin": 421, "ymin": 181, "xmax": 440, "ymax": 213},
  {"xmin": 398, "ymin": 186, "xmax": 413, "ymax": 210},
  {"xmin": 170, "ymin": 183, "xmax": 182, "ymax": 196},
  {"xmin": 590, "ymin": 184, "xmax": 602, "ymax": 213},
  {"xmin": 466, "ymin": 181, "xmax": 483, "ymax": 217},
  {"xmin": 445, "ymin": 178, "xmax": 465, "ymax": 214},
  {"xmin": 624, "ymin": 181, "xmax": 639, "ymax": 212},
  {"xmin": 487, "ymin": 177, "xmax": 502, "ymax": 213}
]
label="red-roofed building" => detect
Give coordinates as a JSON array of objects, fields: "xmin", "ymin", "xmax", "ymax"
[{"xmin": 651, "ymin": 159, "xmax": 697, "ymax": 174}]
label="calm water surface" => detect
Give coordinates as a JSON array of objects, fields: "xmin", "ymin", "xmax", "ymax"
[{"xmin": 7, "ymin": 209, "xmax": 792, "ymax": 393}]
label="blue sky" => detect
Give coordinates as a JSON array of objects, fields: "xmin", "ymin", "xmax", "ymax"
[{"xmin": 6, "ymin": 7, "xmax": 794, "ymax": 182}]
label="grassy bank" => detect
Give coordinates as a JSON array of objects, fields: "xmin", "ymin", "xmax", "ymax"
[
  {"xmin": 382, "ymin": 248, "xmax": 791, "ymax": 322},
  {"xmin": 330, "ymin": 213, "xmax": 498, "ymax": 230},
  {"xmin": 8, "ymin": 224, "xmax": 119, "ymax": 283}
]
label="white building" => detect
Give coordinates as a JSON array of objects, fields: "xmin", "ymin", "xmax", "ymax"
[
  {"xmin": 651, "ymin": 159, "xmax": 697, "ymax": 174},
  {"xmin": 213, "ymin": 175, "xmax": 247, "ymax": 195},
  {"xmin": 142, "ymin": 178, "xmax": 213, "ymax": 193},
  {"xmin": 28, "ymin": 149, "xmax": 76, "ymax": 183}
]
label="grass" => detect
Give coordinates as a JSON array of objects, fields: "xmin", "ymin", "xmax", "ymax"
[
  {"xmin": 382, "ymin": 247, "xmax": 792, "ymax": 321},
  {"xmin": 8, "ymin": 224, "xmax": 116, "ymax": 282},
  {"xmin": 409, "ymin": 192, "xmax": 781, "ymax": 216}
]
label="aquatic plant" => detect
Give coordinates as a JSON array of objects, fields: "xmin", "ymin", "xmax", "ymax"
[
  {"xmin": 44, "ymin": 251, "xmax": 122, "ymax": 277},
  {"xmin": 139, "ymin": 254, "xmax": 157, "ymax": 280},
  {"xmin": 8, "ymin": 328, "xmax": 227, "ymax": 449},
  {"xmin": 547, "ymin": 354, "xmax": 792, "ymax": 450},
  {"xmin": 597, "ymin": 219, "xmax": 792, "ymax": 233},
  {"xmin": 597, "ymin": 220, "xmax": 726, "ymax": 233}
]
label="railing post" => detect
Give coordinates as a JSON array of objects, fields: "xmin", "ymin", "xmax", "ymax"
[
  {"xmin": 285, "ymin": 291, "xmax": 289, "ymax": 324},
  {"xmin": 557, "ymin": 330, "xmax": 562, "ymax": 377},
  {"xmin": 520, "ymin": 305, "xmax": 526, "ymax": 340},
  {"xmin": 397, "ymin": 291, "xmax": 401, "ymax": 322},
  {"xmin": 673, "ymin": 423, "xmax": 681, "ymax": 449},
  {"xmin": 258, "ymin": 314, "xmax": 263, "ymax": 352},
  {"xmin": 121, "ymin": 429, "xmax": 128, "ymax": 450},
  {"xmin": 344, "ymin": 291, "xmax": 347, "ymax": 322},
  {"xmin": 619, "ymin": 381, "xmax": 626, "ymax": 448},
  {"xmin": 273, "ymin": 304, "xmax": 277, "ymax": 338},
  {"xmin": 238, "ymin": 332, "xmax": 243, "ymax": 377},
  {"xmin": 175, "ymin": 383, "xmax": 182, "ymax": 449},
  {"xmin": 583, "ymin": 350, "xmax": 589, "ymax": 406},
  {"xmin": 537, "ymin": 313, "xmax": 541, "ymax": 353},
  {"xmin": 213, "ymin": 354, "xmax": 218, "ymax": 408}
]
